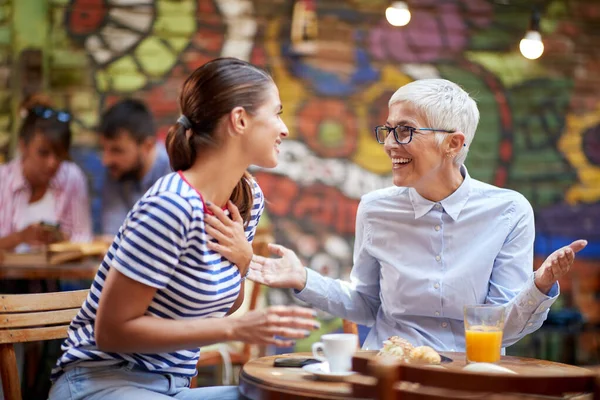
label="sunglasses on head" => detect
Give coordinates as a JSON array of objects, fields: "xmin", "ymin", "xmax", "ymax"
[{"xmin": 30, "ymin": 106, "xmax": 72, "ymax": 123}]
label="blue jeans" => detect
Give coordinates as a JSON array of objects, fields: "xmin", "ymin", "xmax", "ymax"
[{"xmin": 48, "ymin": 362, "xmax": 240, "ymax": 400}]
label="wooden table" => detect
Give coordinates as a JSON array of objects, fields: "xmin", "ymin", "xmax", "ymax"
[
  {"xmin": 238, "ymin": 351, "xmax": 593, "ymax": 400},
  {"xmin": 0, "ymin": 258, "xmax": 99, "ymax": 280}
]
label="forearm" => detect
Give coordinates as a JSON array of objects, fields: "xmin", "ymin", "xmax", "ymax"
[
  {"xmin": 95, "ymin": 314, "xmax": 236, "ymax": 353},
  {"xmin": 0, "ymin": 232, "xmax": 23, "ymax": 251},
  {"xmin": 295, "ymin": 268, "xmax": 380, "ymax": 326},
  {"xmin": 496, "ymin": 275, "xmax": 558, "ymax": 347}
]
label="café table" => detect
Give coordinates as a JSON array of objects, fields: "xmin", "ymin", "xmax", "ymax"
[
  {"xmin": 238, "ymin": 351, "xmax": 593, "ymax": 400},
  {"xmin": 0, "ymin": 258, "xmax": 99, "ymax": 280}
]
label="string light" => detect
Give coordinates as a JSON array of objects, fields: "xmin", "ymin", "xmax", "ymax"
[
  {"xmin": 520, "ymin": 8, "xmax": 544, "ymax": 60},
  {"xmin": 385, "ymin": 1, "xmax": 411, "ymax": 27}
]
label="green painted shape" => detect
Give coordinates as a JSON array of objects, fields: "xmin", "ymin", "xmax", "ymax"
[
  {"xmin": 135, "ymin": 37, "xmax": 176, "ymax": 78},
  {"xmin": 437, "ymin": 64, "xmax": 501, "ymax": 185},
  {"xmin": 106, "ymin": 55, "xmax": 147, "ymax": 92},
  {"xmin": 541, "ymin": 1, "xmax": 569, "ymax": 34},
  {"xmin": 465, "ymin": 51, "xmax": 549, "ymax": 89},
  {"xmin": 96, "ymin": 70, "xmax": 109, "ymax": 93},
  {"xmin": 505, "ymin": 78, "xmax": 576, "ymax": 207},
  {"xmin": 13, "ymin": 0, "xmax": 47, "ymax": 52},
  {"xmin": 318, "ymin": 120, "xmax": 345, "ymax": 147},
  {"xmin": 167, "ymin": 37, "xmax": 190, "ymax": 53},
  {"xmin": 469, "ymin": 5, "xmax": 529, "ymax": 52},
  {"xmin": 154, "ymin": 0, "xmax": 196, "ymax": 37},
  {"xmin": 50, "ymin": 49, "xmax": 90, "ymax": 69},
  {"xmin": 0, "ymin": 26, "xmax": 10, "ymax": 45}
]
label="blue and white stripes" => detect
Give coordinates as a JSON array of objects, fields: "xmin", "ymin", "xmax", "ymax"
[{"xmin": 51, "ymin": 172, "xmax": 264, "ymax": 380}]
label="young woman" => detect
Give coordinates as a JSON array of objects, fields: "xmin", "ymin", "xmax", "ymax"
[
  {"xmin": 48, "ymin": 58, "xmax": 318, "ymax": 400},
  {"xmin": 0, "ymin": 99, "xmax": 92, "ymax": 251}
]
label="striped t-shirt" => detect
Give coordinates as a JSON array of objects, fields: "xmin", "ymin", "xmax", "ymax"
[{"xmin": 51, "ymin": 171, "xmax": 265, "ymax": 380}]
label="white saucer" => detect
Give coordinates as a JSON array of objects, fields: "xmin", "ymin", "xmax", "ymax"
[{"xmin": 302, "ymin": 362, "xmax": 356, "ymax": 381}]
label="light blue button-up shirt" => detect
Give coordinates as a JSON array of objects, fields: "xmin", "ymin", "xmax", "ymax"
[{"xmin": 296, "ymin": 166, "xmax": 558, "ymax": 352}]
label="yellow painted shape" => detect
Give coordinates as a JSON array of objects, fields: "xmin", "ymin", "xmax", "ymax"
[
  {"xmin": 558, "ymin": 102, "xmax": 600, "ymax": 204},
  {"xmin": 351, "ymin": 66, "xmax": 413, "ymax": 174},
  {"xmin": 265, "ymin": 20, "xmax": 306, "ymax": 140}
]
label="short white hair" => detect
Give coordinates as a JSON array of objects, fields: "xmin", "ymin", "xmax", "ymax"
[{"xmin": 388, "ymin": 79, "xmax": 479, "ymax": 165}]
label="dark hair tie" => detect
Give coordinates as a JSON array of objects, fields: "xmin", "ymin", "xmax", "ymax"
[{"xmin": 177, "ymin": 115, "xmax": 192, "ymax": 130}]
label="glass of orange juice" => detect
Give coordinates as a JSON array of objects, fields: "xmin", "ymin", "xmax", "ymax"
[{"xmin": 464, "ymin": 305, "xmax": 505, "ymax": 363}]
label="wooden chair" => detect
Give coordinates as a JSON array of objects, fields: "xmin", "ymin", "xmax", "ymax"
[
  {"xmin": 353, "ymin": 356, "xmax": 600, "ymax": 400},
  {"xmin": 191, "ymin": 228, "xmax": 273, "ymax": 387},
  {"xmin": 0, "ymin": 290, "xmax": 89, "ymax": 400}
]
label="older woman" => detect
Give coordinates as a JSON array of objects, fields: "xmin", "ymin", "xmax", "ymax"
[{"xmin": 208, "ymin": 78, "xmax": 587, "ymax": 352}]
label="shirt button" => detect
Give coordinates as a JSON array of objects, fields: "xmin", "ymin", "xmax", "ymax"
[
  {"xmin": 435, "ymin": 255, "xmax": 441, "ymax": 262},
  {"xmin": 434, "ymin": 311, "xmax": 440, "ymax": 317},
  {"xmin": 528, "ymin": 300, "xmax": 534, "ymax": 306},
  {"xmin": 527, "ymin": 323, "xmax": 533, "ymax": 327},
  {"xmin": 435, "ymin": 225, "xmax": 441, "ymax": 231},
  {"xmin": 442, "ymin": 322, "xmax": 448, "ymax": 328},
  {"xmin": 435, "ymin": 204, "xmax": 442, "ymax": 210},
  {"xmin": 434, "ymin": 283, "xmax": 440, "ymax": 289}
]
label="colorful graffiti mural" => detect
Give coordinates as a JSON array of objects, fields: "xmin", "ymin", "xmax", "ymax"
[
  {"xmin": 58, "ymin": 0, "xmax": 600, "ymax": 289},
  {"xmin": 1, "ymin": 0, "xmax": 596, "ymax": 356}
]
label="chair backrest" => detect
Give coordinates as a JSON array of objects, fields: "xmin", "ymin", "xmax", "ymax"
[
  {"xmin": 353, "ymin": 355, "xmax": 600, "ymax": 400},
  {"xmin": 0, "ymin": 289, "xmax": 89, "ymax": 400}
]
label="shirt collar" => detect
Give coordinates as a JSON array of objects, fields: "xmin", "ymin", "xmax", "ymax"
[{"xmin": 408, "ymin": 165, "xmax": 472, "ymax": 221}]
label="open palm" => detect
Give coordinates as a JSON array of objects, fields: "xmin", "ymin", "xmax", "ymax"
[{"xmin": 248, "ymin": 244, "xmax": 307, "ymax": 291}]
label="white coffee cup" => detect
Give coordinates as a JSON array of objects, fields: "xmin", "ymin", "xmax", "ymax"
[{"xmin": 311, "ymin": 333, "xmax": 358, "ymax": 373}]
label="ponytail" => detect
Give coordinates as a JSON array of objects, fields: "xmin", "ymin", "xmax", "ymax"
[
  {"xmin": 230, "ymin": 171, "xmax": 254, "ymax": 226},
  {"xmin": 166, "ymin": 122, "xmax": 195, "ymax": 171}
]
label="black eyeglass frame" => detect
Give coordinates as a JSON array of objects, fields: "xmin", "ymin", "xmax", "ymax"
[{"xmin": 374, "ymin": 125, "xmax": 456, "ymax": 145}]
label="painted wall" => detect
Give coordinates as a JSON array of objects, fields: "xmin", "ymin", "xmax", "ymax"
[{"xmin": 1, "ymin": 0, "xmax": 599, "ymax": 361}]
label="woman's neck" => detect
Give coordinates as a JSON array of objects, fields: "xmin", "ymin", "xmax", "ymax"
[
  {"xmin": 414, "ymin": 164, "xmax": 464, "ymax": 202},
  {"xmin": 183, "ymin": 149, "xmax": 249, "ymax": 207}
]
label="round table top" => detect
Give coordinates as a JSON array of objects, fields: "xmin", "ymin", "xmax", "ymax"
[
  {"xmin": 238, "ymin": 351, "xmax": 592, "ymax": 400},
  {"xmin": 0, "ymin": 258, "xmax": 99, "ymax": 280}
]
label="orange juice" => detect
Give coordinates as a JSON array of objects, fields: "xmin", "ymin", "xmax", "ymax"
[{"xmin": 465, "ymin": 326, "xmax": 503, "ymax": 363}]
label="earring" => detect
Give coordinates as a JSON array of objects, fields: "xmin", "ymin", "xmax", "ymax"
[{"xmin": 446, "ymin": 152, "xmax": 453, "ymax": 158}]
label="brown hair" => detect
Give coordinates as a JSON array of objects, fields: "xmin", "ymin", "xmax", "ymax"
[
  {"xmin": 165, "ymin": 57, "xmax": 274, "ymax": 225},
  {"xmin": 19, "ymin": 94, "xmax": 72, "ymax": 158}
]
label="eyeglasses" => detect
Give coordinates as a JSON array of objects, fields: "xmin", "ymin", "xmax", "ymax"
[
  {"xmin": 375, "ymin": 125, "xmax": 455, "ymax": 145},
  {"xmin": 30, "ymin": 106, "xmax": 71, "ymax": 123}
]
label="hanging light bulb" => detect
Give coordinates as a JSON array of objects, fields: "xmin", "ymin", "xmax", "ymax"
[
  {"xmin": 520, "ymin": 31, "xmax": 544, "ymax": 60},
  {"xmin": 385, "ymin": 1, "xmax": 411, "ymax": 27},
  {"xmin": 520, "ymin": 8, "xmax": 544, "ymax": 60}
]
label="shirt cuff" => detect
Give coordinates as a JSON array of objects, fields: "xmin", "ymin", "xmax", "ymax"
[
  {"xmin": 517, "ymin": 274, "xmax": 560, "ymax": 314},
  {"xmin": 294, "ymin": 267, "xmax": 328, "ymax": 304}
]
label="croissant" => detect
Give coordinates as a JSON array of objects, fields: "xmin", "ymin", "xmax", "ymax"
[
  {"xmin": 378, "ymin": 337, "xmax": 442, "ymax": 365},
  {"xmin": 410, "ymin": 346, "xmax": 442, "ymax": 365}
]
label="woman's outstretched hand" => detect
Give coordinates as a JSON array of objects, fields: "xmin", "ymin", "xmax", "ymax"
[
  {"xmin": 534, "ymin": 239, "xmax": 587, "ymax": 294},
  {"xmin": 248, "ymin": 243, "xmax": 308, "ymax": 291},
  {"xmin": 229, "ymin": 305, "xmax": 319, "ymax": 347}
]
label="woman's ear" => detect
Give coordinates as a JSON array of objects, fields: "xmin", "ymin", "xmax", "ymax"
[
  {"xmin": 229, "ymin": 106, "xmax": 247, "ymax": 137},
  {"xmin": 447, "ymin": 132, "xmax": 465, "ymax": 154}
]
